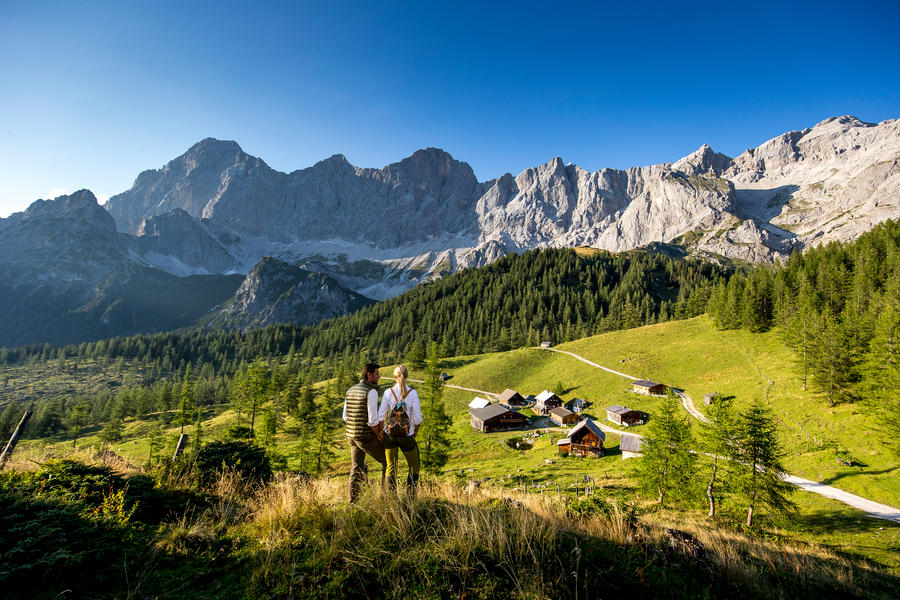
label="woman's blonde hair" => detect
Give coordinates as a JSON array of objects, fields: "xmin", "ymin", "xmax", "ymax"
[{"xmin": 393, "ymin": 364, "xmax": 409, "ymax": 399}]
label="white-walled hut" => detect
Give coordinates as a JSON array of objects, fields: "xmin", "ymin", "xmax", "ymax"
[
  {"xmin": 557, "ymin": 418, "xmax": 606, "ymax": 457},
  {"xmin": 619, "ymin": 434, "xmax": 643, "ymax": 459},
  {"xmin": 534, "ymin": 390, "xmax": 563, "ymax": 415},
  {"xmin": 470, "ymin": 405, "xmax": 529, "ymax": 433}
]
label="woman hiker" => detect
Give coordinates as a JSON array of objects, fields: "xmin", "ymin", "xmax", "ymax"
[{"xmin": 378, "ymin": 364, "xmax": 423, "ymax": 495}]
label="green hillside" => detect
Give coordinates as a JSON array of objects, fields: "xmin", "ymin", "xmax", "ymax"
[{"xmin": 12, "ymin": 315, "xmax": 900, "ymax": 581}]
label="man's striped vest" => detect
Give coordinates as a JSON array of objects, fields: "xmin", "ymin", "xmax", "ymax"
[{"xmin": 345, "ymin": 379, "xmax": 376, "ymax": 439}]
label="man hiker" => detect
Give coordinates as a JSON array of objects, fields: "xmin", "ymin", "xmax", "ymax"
[{"xmin": 342, "ymin": 362, "xmax": 387, "ymax": 503}]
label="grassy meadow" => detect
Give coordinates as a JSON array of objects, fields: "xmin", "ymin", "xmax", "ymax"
[{"xmin": 6, "ymin": 315, "xmax": 900, "ymax": 596}]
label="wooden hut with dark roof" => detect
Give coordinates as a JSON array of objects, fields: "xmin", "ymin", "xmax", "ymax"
[
  {"xmin": 605, "ymin": 405, "xmax": 646, "ymax": 427},
  {"xmin": 632, "ymin": 379, "xmax": 666, "ymax": 395},
  {"xmin": 498, "ymin": 388, "xmax": 527, "ymax": 408},
  {"xmin": 557, "ymin": 418, "xmax": 606, "ymax": 457},
  {"xmin": 470, "ymin": 404, "xmax": 529, "ymax": 433},
  {"xmin": 549, "ymin": 406, "xmax": 580, "ymax": 426}
]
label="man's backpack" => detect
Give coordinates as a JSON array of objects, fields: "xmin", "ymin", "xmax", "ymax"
[{"xmin": 384, "ymin": 387, "xmax": 412, "ymax": 437}]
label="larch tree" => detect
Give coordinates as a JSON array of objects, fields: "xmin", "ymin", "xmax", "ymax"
[
  {"xmin": 636, "ymin": 391, "xmax": 695, "ymax": 506},
  {"xmin": 734, "ymin": 401, "xmax": 795, "ymax": 527}
]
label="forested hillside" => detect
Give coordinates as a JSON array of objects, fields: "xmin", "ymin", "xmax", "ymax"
[{"xmin": 707, "ymin": 219, "xmax": 900, "ymax": 424}]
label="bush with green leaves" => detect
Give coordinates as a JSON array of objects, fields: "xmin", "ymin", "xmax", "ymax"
[{"xmin": 193, "ymin": 440, "xmax": 272, "ymax": 484}]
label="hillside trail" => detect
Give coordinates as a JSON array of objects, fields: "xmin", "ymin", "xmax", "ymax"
[{"xmin": 536, "ymin": 346, "xmax": 900, "ymax": 524}]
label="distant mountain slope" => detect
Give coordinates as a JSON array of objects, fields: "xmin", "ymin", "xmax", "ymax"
[{"xmin": 206, "ymin": 257, "xmax": 375, "ymax": 331}]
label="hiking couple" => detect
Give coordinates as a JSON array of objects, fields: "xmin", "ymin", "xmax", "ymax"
[{"xmin": 342, "ymin": 362, "xmax": 423, "ymax": 503}]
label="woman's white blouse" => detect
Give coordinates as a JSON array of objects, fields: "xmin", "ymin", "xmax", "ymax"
[{"xmin": 378, "ymin": 384, "xmax": 423, "ymax": 436}]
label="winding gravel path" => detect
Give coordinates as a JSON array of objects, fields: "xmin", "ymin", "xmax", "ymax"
[{"xmin": 535, "ymin": 346, "xmax": 900, "ymax": 524}]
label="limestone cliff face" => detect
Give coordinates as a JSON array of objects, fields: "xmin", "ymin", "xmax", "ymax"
[
  {"xmin": 137, "ymin": 208, "xmax": 240, "ymax": 274},
  {"xmin": 102, "ymin": 115, "xmax": 900, "ymax": 289}
]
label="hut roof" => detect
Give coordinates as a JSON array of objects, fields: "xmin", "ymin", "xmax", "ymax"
[
  {"xmin": 556, "ymin": 438, "xmax": 571, "ymax": 446},
  {"xmin": 632, "ymin": 379, "xmax": 663, "ymax": 388},
  {"xmin": 566, "ymin": 418, "xmax": 606, "ymax": 442},
  {"xmin": 470, "ymin": 404, "xmax": 519, "ymax": 421},
  {"xmin": 620, "ymin": 434, "xmax": 643, "ymax": 453},
  {"xmin": 606, "ymin": 405, "xmax": 632, "ymax": 415},
  {"xmin": 550, "ymin": 407, "xmax": 575, "ymax": 418},
  {"xmin": 498, "ymin": 388, "xmax": 521, "ymax": 403},
  {"xmin": 536, "ymin": 390, "xmax": 560, "ymax": 403},
  {"xmin": 468, "ymin": 397, "xmax": 491, "ymax": 409}
]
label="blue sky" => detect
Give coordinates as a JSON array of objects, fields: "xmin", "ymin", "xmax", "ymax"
[{"xmin": 1, "ymin": 0, "xmax": 898, "ymax": 217}]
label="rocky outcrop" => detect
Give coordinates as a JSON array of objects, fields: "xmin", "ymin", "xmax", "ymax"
[
  {"xmin": 137, "ymin": 208, "xmax": 240, "ymax": 274},
  {"xmin": 206, "ymin": 257, "xmax": 375, "ymax": 331}
]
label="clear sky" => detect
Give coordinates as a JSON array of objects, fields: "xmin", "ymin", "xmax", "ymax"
[{"xmin": 1, "ymin": 0, "xmax": 898, "ymax": 217}]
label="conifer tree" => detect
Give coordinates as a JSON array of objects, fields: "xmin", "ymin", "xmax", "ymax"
[
  {"xmin": 700, "ymin": 394, "xmax": 738, "ymax": 518},
  {"xmin": 811, "ymin": 315, "xmax": 857, "ymax": 406},
  {"xmin": 419, "ymin": 342, "xmax": 452, "ymax": 472},
  {"xmin": 234, "ymin": 360, "xmax": 271, "ymax": 438},
  {"xmin": 636, "ymin": 391, "xmax": 695, "ymax": 505},
  {"xmin": 734, "ymin": 401, "xmax": 795, "ymax": 526}
]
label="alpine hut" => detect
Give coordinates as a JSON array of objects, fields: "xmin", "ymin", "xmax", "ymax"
[
  {"xmin": 632, "ymin": 380, "xmax": 666, "ymax": 395},
  {"xmin": 605, "ymin": 405, "xmax": 646, "ymax": 427},
  {"xmin": 619, "ymin": 434, "xmax": 643, "ymax": 459},
  {"xmin": 470, "ymin": 405, "xmax": 529, "ymax": 433},
  {"xmin": 498, "ymin": 388, "xmax": 527, "ymax": 408},
  {"xmin": 549, "ymin": 406, "xmax": 580, "ymax": 426},
  {"xmin": 557, "ymin": 418, "xmax": 606, "ymax": 457},
  {"xmin": 534, "ymin": 390, "xmax": 563, "ymax": 415}
]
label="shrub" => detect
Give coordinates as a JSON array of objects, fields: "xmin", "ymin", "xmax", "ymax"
[{"xmin": 194, "ymin": 440, "xmax": 272, "ymax": 484}]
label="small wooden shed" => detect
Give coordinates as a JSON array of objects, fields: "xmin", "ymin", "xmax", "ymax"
[
  {"xmin": 619, "ymin": 434, "xmax": 644, "ymax": 459},
  {"xmin": 498, "ymin": 388, "xmax": 528, "ymax": 408},
  {"xmin": 535, "ymin": 390, "xmax": 563, "ymax": 415},
  {"xmin": 605, "ymin": 405, "xmax": 645, "ymax": 427},
  {"xmin": 540, "ymin": 341, "xmax": 552, "ymax": 348},
  {"xmin": 632, "ymin": 379, "xmax": 666, "ymax": 395},
  {"xmin": 549, "ymin": 407, "xmax": 580, "ymax": 426},
  {"xmin": 470, "ymin": 405, "xmax": 529, "ymax": 433},
  {"xmin": 557, "ymin": 418, "xmax": 606, "ymax": 457}
]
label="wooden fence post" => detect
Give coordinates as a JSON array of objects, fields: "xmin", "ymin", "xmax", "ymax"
[
  {"xmin": 0, "ymin": 410, "xmax": 33, "ymax": 468},
  {"xmin": 172, "ymin": 433, "xmax": 188, "ymax": 460}
]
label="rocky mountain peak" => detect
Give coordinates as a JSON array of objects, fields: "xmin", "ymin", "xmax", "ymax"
[
  {"xmin": 672, "ymin": 145, "xmax": 733, "ymax": 176},
  {"xmin": 18, "ymin": 189, "xmax": 116, "ymax": 232}
]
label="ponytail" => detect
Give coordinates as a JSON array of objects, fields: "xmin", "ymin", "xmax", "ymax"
[{"xmin": 394, "ymin": 364, "xmax": 409, "ymax": 399}]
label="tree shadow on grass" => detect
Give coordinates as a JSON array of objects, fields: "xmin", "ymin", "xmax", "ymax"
[
  {"xmin": 440, "ymin": 356, "xmax": 479, "ymax": 370},
  {"xmin": 820, "ymin": 465, "xmax": 898, "ymax": 485},
  {"xmin": 789, "ymin": 508, "xmax": 900, "ymax": 535}
]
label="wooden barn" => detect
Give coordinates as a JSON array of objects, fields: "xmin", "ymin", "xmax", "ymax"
[
  {"xmin": 632, "ymin": 380, "xmax": 666, "ymax": 395},
  {"xmin": 619, "ymin": 434, "xmax": 643, "ymax": 459},
  {"xmin": 549, "ymin": 407, "xmax": 580, "ymax": 426},
  {"xmin": 605, "ymin": 405, "xmax": 646, "ymax": 427},
  {"xmin": 470, "ymin": 405, "xmax": 529, "ymax": 433},
  {"xmin": 534, "ymin": 390, "xmax": 563, "ymax": 415},
  {"xmin": 498, "ymin": 388, "xmax": 528, "ymax": 408},
  {"xmin": 557, "ymin": 418, "xmax": 606, "ymax": 457}
]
